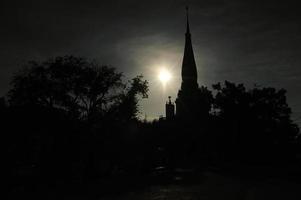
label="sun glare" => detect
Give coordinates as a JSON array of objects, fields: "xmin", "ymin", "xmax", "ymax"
[{"xmin": 158, "ymin": 68, "xmax": 171, "ymax": 84}]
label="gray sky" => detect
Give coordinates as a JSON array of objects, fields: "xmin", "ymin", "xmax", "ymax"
[{"xmin": 1, "ymin": 0, "xmax": 301, "ymax": 124}]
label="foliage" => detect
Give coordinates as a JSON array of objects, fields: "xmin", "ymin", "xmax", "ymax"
[
  {"xmin": 197, "ymin": 85, "xmax": 214, "ymax": 115},
  {"xmin": 212, "ymin": 81, "xmax": 299, "ymax": 146},
  {"xmin": 8, "ymin": 56, "xmax": 148, "ymax": 122},
  {"xmin": 109, "ymin": 75, "xmax": 148, "ymax": 121}
]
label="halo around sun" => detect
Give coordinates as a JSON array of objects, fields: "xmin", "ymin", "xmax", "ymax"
[{"xmin": 158, "ymin": 68, "xmax": 171, "ymax": 84}]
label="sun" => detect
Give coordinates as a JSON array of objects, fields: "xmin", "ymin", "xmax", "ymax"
[{"xmin": 158, "ymin": 68, "xmax": 171, "ymax": 84}]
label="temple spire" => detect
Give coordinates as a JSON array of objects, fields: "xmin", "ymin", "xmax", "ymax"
[
  {"xmin": 181, "ymin": 6, "xmax": 198, "ymax": 90},
  {"xmin": 186, "ymin": 6, "xmax": 190, "ymax": 35},
  {"xmin": 176, "ymin": 6, "xmax": 201, "ymax": 118}
]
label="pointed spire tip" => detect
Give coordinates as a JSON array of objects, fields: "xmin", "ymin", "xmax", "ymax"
[{"xmin": 185, "ymin": 6, "xmax": 190, "ymax": 34}]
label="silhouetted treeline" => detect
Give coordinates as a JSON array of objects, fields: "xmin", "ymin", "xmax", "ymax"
[
  {"xmin": 4, "ymin": 56, "xmax": 300, "ymax": 198},
  {"xmin": 5, "ymin": 56, "xmax": 150, "ymax": 198},
  {"xmin": 151, "ymin": 82, "xmax": 300, "ymax": 168}
]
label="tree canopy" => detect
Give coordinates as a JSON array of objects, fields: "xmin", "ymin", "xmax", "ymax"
[
  {"xmin": 8, "ymin": 55, "xmax": 148, "ymax": 122},
  {"xmin": 212, "ymin": 81, "xmax": 299, "ymax": 145}
]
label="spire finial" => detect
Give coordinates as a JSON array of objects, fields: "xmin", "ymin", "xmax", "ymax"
[{"xmin": 185, "ymin": 6, "xmax": 190, "ymax": 34}]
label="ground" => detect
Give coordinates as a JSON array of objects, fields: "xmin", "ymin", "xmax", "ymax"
[
  {"xmin": 98, "ymin": 172, "xmax": 300, "ymax": 200},
  {"xmin": 15, "ymin": 166, "xmax": 301, "ymax": 200}
]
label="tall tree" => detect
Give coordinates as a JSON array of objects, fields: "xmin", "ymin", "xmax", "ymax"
[
  {"xmin": 8, "ymin": 55, "xmax": 148, "ymax": 122},
  {"xmin": 212, "ymin": 81, "xmax": 299, "ymax": 147}
]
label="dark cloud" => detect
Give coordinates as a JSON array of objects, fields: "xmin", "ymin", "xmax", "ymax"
[{"xmin": 1, "ymin": 0, "xmax": 301, "ymax": 124}]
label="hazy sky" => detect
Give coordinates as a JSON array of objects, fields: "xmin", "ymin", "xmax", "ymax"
[{"xmin": 1, "ymin": 0, "xmax": 301, "ymax": 124}]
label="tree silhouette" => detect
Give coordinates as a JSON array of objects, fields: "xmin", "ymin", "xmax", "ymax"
[
  {"xmin": 197, "ymin": 86, "xmax": 214, "ymax": 118},
  {"xmin": 212, "ymin": 81, "xmax": 299, "ymax": 161},
  {"xmin": 8, "ymin": 55, "xmax": 148, "ymax": 122},
  {"xmin": 6, "ymin": 56, "xmax": 149, "ymax": 194},
  {"xmin": 109, "ymin": 75, "xmax": 148, "ymax": 121}
]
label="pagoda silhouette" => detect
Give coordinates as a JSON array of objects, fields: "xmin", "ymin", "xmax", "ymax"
[{"xmin": 166, "ymin": 7, "xmax": 205, "ymax": 121}]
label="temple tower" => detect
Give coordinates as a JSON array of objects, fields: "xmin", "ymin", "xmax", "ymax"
[
  {"xmin": 176, "ymin": 7, "xmax": 201, "ymax": 119},
  {"xmin": 165, "ymin": 96, "xmax": 175, "ymax": 120}
]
